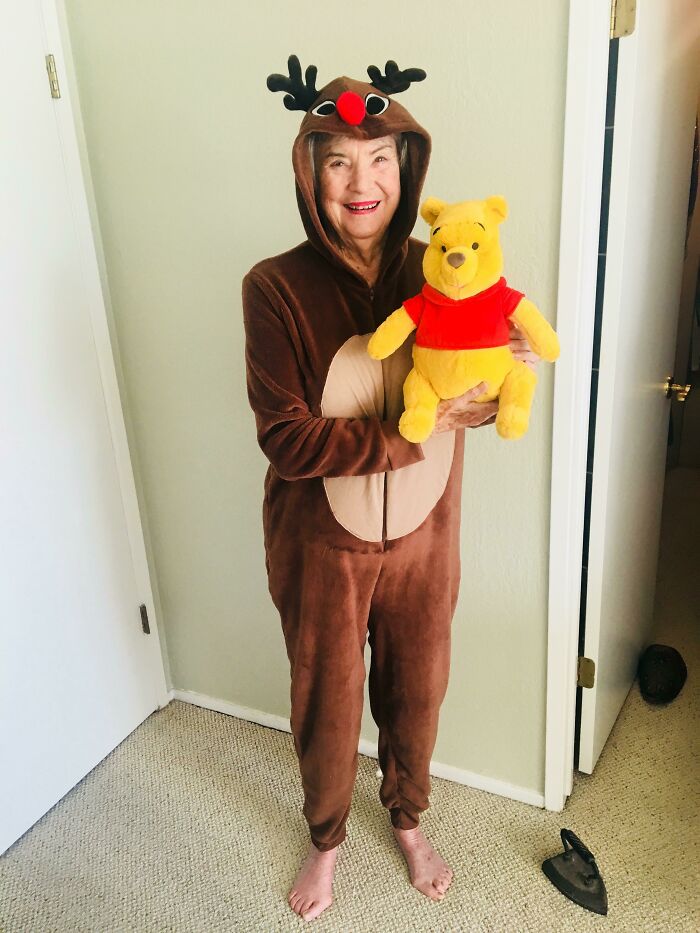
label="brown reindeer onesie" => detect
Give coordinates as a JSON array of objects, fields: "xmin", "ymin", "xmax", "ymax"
[{"xmin": 242, "ymin": 58, "xmax": 465, "ymax": 851}]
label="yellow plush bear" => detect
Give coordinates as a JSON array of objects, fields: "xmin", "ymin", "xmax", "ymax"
[{"xmin": 367, "ymin": 195, "xmax": 560, "ymax": 442}]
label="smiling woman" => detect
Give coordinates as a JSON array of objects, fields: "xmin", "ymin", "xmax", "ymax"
[
  {"xmin": 242, "ymin": 58, "xmax": 539, "ymax": 923},
  {"xmin": 309, "ymin": 132, "xmax": 408, "ymax": 279}
]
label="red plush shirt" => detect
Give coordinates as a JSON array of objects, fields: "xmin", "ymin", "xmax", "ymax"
[{"xmin": 402, "ymin": 277, "xmax": 524, "ymax": 350}]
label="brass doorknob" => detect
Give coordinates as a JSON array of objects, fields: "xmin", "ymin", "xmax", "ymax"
[{"xmin": 664, "ymin": 377, "xmax": 692, "ymax": 401}]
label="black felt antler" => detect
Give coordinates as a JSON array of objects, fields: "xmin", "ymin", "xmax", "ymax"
[
  {"xmin": 266, "ymin": 55, "xmax": 319, "ymax": 111},
  {"xmin": 367, "ymin": 60, "xmax": 426, "ymax": 95}
]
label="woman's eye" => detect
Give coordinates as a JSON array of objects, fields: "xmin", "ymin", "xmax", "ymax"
[
  {"xmin": 472, "ymin": 242, "xmax": 479, "ymax": 250},
  {"xmin": 441, "ymin": 245, "xmax": 447, "ymax": 253}
]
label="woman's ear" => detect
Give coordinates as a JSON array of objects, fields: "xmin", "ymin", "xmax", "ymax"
[{"xmin": 420, "ymin": 197, "xmax": 448, "ymax": 226}]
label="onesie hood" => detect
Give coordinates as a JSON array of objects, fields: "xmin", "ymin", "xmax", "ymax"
[{"xmin": 268, "ymin": 58, "xmax": 432, "ymax": 282}]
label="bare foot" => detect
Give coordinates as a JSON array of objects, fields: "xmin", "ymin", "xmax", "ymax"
[
  {"xmin": 392, "ymin": 825, "xmax": 454, "ymax": 900},
  {"xmin": 287, "ymin": 842, "xmax": 338, "ymax": 922}
]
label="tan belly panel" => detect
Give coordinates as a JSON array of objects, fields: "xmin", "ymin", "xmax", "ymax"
[{"xmin": 321, "ymin": 334, "xmax": 455, "ymax": 542}]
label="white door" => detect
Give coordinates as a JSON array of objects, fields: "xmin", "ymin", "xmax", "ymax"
[
  {"xmin": 578, "ymin": 1, "xmax": 699, "ymax": 772},
  {"xmin": 0, "ymin": 0, "xmax": 168, "ymax": 853}
]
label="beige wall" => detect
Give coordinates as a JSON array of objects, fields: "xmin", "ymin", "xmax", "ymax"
[{"xmin": 63, "ymin": 0, "xmax": 569, "ymax": 796}]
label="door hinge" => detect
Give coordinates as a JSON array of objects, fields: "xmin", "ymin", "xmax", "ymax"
[
  {"xmin": 577, "ymin": 656, "xmax": 596, "ymax": 689},
  {"xmin": 45, "ymin": 54, "xmax": 61, "ymax": 99},
  {"xmin": 610, "ymin": 0, "xmax": 636, "ymax": 39},
  {"xmin": 139, "ymin": 604, "xmax": 151, "ymax": 634}
]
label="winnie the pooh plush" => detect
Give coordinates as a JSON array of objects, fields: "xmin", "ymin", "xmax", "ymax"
[{"xmin": 367, "ymin": 195, "xmax": 560, "ymax": 442}]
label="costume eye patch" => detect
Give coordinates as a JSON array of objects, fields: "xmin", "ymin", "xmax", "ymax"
[
  {"xmin": 311, "ymin": 100, "xmax": 336, "ymax": 116},
  {"xmin": 365, "ymin": 93, "xmax": 390, "ymax": 115}
]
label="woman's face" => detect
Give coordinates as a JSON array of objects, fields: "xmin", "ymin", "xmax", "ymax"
[{"xmin": 317, "ymin": 134, "xmax": 401, "ymax": 253}]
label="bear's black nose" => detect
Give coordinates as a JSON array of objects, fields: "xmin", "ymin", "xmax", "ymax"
[{"xmin": 447, "ymin": 252, "xmax": 465, "ymax": 268}]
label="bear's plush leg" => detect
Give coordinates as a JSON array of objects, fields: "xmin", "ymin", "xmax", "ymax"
[
  {"xmin": 495, "ymin": 361, "xmax": 538, "ymax": 439},
  {"xmin": 399, "ymin": 367, "xmax": 440, "ymax": 443}
]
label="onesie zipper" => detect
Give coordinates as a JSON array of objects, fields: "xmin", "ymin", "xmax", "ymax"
[
  {"xmin": 369, "ymin": 281, "xmax": 387, "ymax": 547},
  {"xmin": 382, "ymin": 471, "xmax": 387, "ymax": 546}
]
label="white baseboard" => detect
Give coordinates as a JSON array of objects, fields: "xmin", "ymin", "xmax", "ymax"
[{"xmin": 169, "ymin": 689, "xmax": 545, "ymax": 809}]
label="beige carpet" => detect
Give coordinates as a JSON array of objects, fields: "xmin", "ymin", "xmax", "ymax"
[{"xmin": 1, "ymin": 469, "xmax": 698, "ymax": 932}]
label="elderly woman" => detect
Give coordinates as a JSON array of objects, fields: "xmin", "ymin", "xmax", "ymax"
[{"xmin": 242, "ymin": 60, "xmax": 539, "ymax": 923}]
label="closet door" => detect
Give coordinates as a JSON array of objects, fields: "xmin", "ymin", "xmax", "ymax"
[
  {"xmin": 0, "ymin": 0, "xmax": 168, "ymax": 853},
  {"xmin": 578, "ymin": 0, "xmax": 699, "ymax": 772}
]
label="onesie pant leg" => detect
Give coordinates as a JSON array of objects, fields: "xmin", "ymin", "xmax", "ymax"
[
  {"xmin": 367, "ymin": 541, "xmax": 460, "ymax": 830},
  {"xmin": 267, "ymin": 539, "xmax": 383, "ymax": 851}
]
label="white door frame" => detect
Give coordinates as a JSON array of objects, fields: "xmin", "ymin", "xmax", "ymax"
[
  {"xmin": 545, "ymin": 0, "xmax": 612, "ymax": 811},
  {"xmin": 45, "ymin": 0, "xmax": 170, "ymax": 698}
]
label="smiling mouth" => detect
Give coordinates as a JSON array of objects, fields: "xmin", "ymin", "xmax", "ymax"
[{"xmin": 344, "ymin": 200, "xmax": 380, "ymax": 213}]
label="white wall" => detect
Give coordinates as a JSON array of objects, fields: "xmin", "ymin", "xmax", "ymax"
[{"xmin": 63, "ymin": 0, "xmax": 569, "ymax": 797}]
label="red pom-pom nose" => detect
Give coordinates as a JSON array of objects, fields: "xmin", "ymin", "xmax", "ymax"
[{"xmin": 335, "ymin": 91, "xmax": 365, "ymax": 126}]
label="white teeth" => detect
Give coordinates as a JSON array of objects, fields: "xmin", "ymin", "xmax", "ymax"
[{"xmin": 347, "ymin": 202, "xmax": 379, "ymax": 211}]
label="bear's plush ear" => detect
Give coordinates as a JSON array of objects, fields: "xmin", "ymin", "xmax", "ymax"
[
  {"xmin": 420, "ymin": 197, "xmax": 448, "ymax": 227},
  {"xmin": 485, "ymin": 195, "xmax": 508, "ymax": 223}
]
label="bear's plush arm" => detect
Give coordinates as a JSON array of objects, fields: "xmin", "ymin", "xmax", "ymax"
[
  {"xmin": 242, "ymin": 273, "xmax": 425, "ymax": 482},
  {"xmin": 510, "ymin": 298, "xmax": 560, "ymax": 362},
  {"xmin": 367, "ymin": 306, "xmax": 418, "ymax": 360}
]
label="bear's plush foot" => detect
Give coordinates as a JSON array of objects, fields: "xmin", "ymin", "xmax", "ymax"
[
  {"xmin": 496, "ymin": 404, "xmax": 530, "ymax": 439},
  {"xmin": 399, "ymin": 407, "xmax": 435, "ymax": 443}
]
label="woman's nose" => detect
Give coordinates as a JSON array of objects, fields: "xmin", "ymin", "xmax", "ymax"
[{"xmin": 348, "ymin": 161, "xmax": 370, "ymax": 192}]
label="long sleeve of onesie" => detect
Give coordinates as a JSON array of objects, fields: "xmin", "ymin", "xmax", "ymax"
[{"xmin": 242, "ymin": 272, "xmax": 426, "ymax": 482}]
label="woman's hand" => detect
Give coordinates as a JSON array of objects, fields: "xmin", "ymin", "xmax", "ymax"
[
  {"xmin": 508, "ymin": 320, "xmax": 541, "ymax": 372},
  {"xmin": 432, "ymin": 383, "xmax": 498, "ymax": 433}
]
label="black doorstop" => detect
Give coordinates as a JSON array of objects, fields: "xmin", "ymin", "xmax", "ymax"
[{"xmin": 542, "ymin": 828, "xmax": 608, "ymax": 915}]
